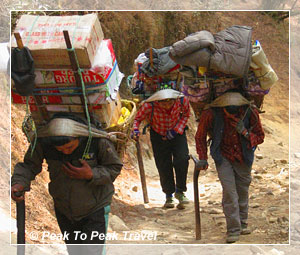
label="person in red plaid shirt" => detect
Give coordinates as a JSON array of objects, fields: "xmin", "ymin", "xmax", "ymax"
[
  {"xmin": 195, "ymin": 92, "xmax": 265, "ymax": 243},
  {"xmin": 132, "ymin": 89, "xmax": 191, "ymax": 209}
]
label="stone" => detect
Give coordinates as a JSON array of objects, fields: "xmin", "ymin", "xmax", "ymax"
[
  {"xmin": 294, "ymin": 153, "xmax": 300, "ymax": 158},
  {"xmin": 109, "ymin": 215, "xmax": 130, "ymax": 231},
  {"xmin": 132, "ymin": 186, "xmax": 138, "ymax": 192},
  {"xmin": 256, "ymin": 154, "xmax": 263, "ymax": 159},
  {"xmin": 269, "ymin": 217, "xmax": 278, "ymax": 223},
  {"xmin": 268, "ymin": 206, "xmax": 279, "ymax": 212},
  {"xmin": 251, "ymin": 203, "xmax": 260, "ymax": 208},
  {"xmin": 278, "ymin": 142, "xmax": 283, "ymax": 147},
  {"xmin": 208, "ymin": 208, "xmax": 223, "ymax": 214},
  {"xmin": 254, "ymin": 174, "xmax": 263, "ymax": 180}
]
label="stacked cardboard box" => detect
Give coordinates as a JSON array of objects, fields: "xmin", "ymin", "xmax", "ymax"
[{"xmin": 11, "ymin": 14, "xmax": 123, "ymax": 129}]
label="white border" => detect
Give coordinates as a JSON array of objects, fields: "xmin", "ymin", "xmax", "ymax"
[{"xmin": 9, "ymin": 9, "xmax": 291, "ymax": 247}]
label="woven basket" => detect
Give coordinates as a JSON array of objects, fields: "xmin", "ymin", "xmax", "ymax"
[{"xmin": 105, "ymin": 99, "xmax": 137, "ymax": 157}]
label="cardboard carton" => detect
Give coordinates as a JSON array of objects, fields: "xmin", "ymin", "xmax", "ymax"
[{"xmin": 12, "ymin": 13, "xmax": 104, "ymax": 69}]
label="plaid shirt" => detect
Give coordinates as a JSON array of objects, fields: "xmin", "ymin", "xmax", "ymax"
[
  {"xmin": 133, "ymin": 97, "xmax": 191, "ymax": 136},
  {"xmin": 195, "ymin": 107, "xmax": 265, "ymax": 163}
]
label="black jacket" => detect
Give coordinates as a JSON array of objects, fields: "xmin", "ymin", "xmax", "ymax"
[{"xmin": 12, "ymin": 137, "xmax": 123, "ymax": 221}]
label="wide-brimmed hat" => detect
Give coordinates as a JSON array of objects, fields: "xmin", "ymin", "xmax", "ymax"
[{"xmin": 143, "ymin": 89, "xmax": 184, "ymax": 103}]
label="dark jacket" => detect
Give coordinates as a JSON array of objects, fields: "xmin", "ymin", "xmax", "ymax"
[
  {"xmin": 12, "ymin": 137, "xmax": 123, "ymax": 221},
  {"xmin": 210, "ymin": 107, "xmax": 254, "ymax": 167}
]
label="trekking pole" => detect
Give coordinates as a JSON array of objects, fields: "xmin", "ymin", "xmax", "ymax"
[
  {"xmin": 135, "ymin": 139, "xmax": 149, "ymax": 203},
  {"xmin": 190, "ymin": 154, "xmax": 201, "ymax": 240},
  {"xmin": 14, "ymin": 191, "xmax": 26, "ymax": 255}
]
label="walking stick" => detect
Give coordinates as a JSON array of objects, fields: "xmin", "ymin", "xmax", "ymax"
[
  {"xmin": 15, "ymin": 191, "xmax": 26, "ymax": 255},
  {"xmin": 190, "ymin": 154, "xmax": 201, "ymax": 240},
  {"xmin": 135, "ymin": 139, "xmax": 149, "ymax": 203}
]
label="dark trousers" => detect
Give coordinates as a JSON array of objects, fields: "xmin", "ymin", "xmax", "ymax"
[
  {"xmin": 55, "ymin": 206, "xmax": 110, "ymax": 255},
  {"xmin": 215, "ymin": 157, "xmax": 252, "ymax": 234},
  {"xmin": 150, "ymin": 129, "xmax": 189, "ymax": 195}
]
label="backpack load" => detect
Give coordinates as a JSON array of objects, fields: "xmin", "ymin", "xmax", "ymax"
[{"xmin": 11, "ymin": 14, "xmax": 124, "ymax": 129}]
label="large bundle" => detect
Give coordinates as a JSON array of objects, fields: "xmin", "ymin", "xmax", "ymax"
[
  {"xmin": 169, "ymin": 26, "xmax": 278, "ymax": 119},
  {"xmin": 130, "ymin": 47, "xmax": 181, "ymax": 101},
  {"xmin": 11, "ymin": 14, "xmax": 124, "ymax": 129}
]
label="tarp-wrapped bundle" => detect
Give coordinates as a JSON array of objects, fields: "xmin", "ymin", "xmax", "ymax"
[
  {"xmin": 169, "ymin": 25, "xmax": 278, "ymax": 119},
  {"xmin": 11, "ymin": 14, "xmax": 124, "ymax": 129}
]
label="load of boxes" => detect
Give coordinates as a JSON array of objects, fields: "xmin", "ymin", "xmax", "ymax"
[{"xmin": 11, "ymin": 13, "xmax": 124, "ymax": 129}]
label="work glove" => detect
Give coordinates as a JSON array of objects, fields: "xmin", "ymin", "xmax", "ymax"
[
  {"xmin": 131, "ymin": 128, "xmax": 140, "ymax": 140},
  {"xmin": 11, "ymin": 183, "xmax": 25, "ymax": 203},
  {"xmin": 235, "ymin": 120, "xmax": 249, "ymax": 137},
  {"xmin": 166, "ymin": 129, "xmax": 177, "ymax": 140},
  {"xmin": 195, "ymin": 159, "xmax": 208, "ymax": 171}
]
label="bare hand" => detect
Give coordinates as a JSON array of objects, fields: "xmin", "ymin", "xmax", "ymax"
[
  {"xmin": 62, "ymin": 159, "xmax": 93, "ymax": 180},
  {"xmin": 11, "ymin": 184, "xmax": 25, "ymax": 202},
  {"xmin": 195, "ymin": 160, "xmax": 209, "ymax": 171}
]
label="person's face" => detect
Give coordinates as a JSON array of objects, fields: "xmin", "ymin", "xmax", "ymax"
[
  {"xmin": 158, "ymin": 99, "xmax": 175, "ymax": 110},
  {"xmin": 55, "ymin": 139, "xmax": 80, "ymax": 155}
]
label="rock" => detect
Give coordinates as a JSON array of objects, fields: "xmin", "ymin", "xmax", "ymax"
[
  {"xmin": 273, "ymin": 158, "xmax": 288, "ymax": 164},
  {"xmin": 294, "ymin": 153, "xmax": 300, "ymax": 158},
  {"xmin": 250, "ymin": 194, "xmax": 257, "ymax": 199},
  {"xmin": 253, "ymin": 174, "xmax": 263, "ymax": 180},
  {"xmin": 109, "ymin": 215, "xmax": 130, "ymax": 231},
  {"xmin": 256, "ymin": 154, "xmax": 263, "ymax": 159},
  {"xmin": 269, "ymin": 217, "xmax": 278, "ymax": 223},
  {"xmin": 250, "ymin": 203, "xmax": 260, "ymax": 208},
  {"xmin": 266, "ymin": 190, "xmax": 274, "ymax": 196},
  {"xmin": 132, "ymin": 186, "xmax": 138, "ymax": 192},
  {"xmin": 143, "ymin": 204, "xmax": 150, "ymax": 209},
  {"xmin": 207, "ymin": 208, "xmax": 223, "ymax": 214},
  {"xmin": 200, "ymin": 193, "xmax": 206, "ymax": 197},
  {"xmin": 268, "ymin": 206, "xmax": 279, "ymax": 212},
  {"xmin": 278, "ymin": 142, "xmax": 283, "ymax": 147}
]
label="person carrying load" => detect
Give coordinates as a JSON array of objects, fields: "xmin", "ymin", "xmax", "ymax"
[
  {"xmin": 132, "ymin": 89, "xmax": 191, "ymax": 209},
  {"xmin": 11, "ymin": 113, "xmax": 123, "ymax": 255},
  {"xmin": 195, "ymin": 91, "xmax": 265, "ymax": 243}
]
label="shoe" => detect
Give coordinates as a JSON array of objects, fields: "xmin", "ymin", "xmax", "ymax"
[
  {"xmin": 241, "ymin": 223, "xmax": 251, "ymax": 235},
  {"xmin": 163, "ymin": 197, "xmax": 175, "ymax": 208},
  {"xmin": 226, "ymin": 233, "xmax": 240, "ymax": 243},
  {"xmin": 174, "ymin": 192, "xmax": 189, "ymax": 204}
]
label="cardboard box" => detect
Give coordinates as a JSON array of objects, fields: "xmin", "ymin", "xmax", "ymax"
[
  {"xmin": 12, "ymin": 13, "xmax": 104, "ymax": 69},
  {"xmin": 11, "ymin": 39, "xmax": 123, "ymax": 105},
  {"xmin": 33, "ymin": 39, "xmax": 116, "ymax": 86},
  {"xmin": 29, "ymin": 92, "xmax": 122, "ymax": 129}
]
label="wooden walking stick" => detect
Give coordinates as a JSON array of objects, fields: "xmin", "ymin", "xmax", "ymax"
[
  {"xmin": 135, "ymin": 138, "xmax": 149, "ymax": 203},
  {"xmin": 14, "ymin": 191, "xmax": 26, "ymax": 255},
  {"xmin": 190, "ymin": 154, "xmax": 201, "ymax": 240},
  {"xmin": 63, "ymin": 30, "xmax": 95, "ymax": 124}
]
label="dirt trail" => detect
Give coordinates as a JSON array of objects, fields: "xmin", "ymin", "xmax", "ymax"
[{"xmin": 109, "ymin": 110, "xmax": 289, "ymax": 244}]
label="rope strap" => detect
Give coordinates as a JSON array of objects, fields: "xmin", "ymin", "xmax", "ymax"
[
  {"xmin": 22, "ymin": 97, "xmax": 37, "ymax": 157},
  {"xmin": 67, "ymin": 47, "xmax": 92, "ymax": 160}
]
